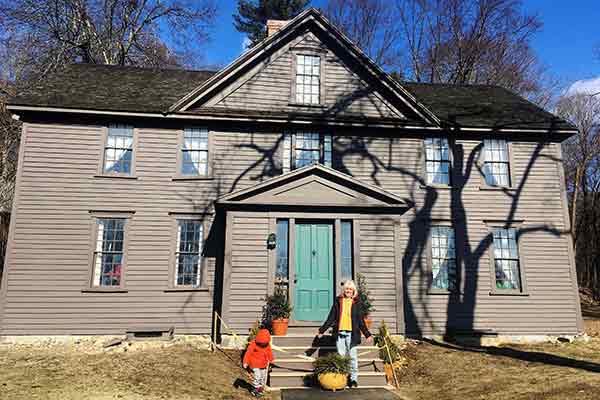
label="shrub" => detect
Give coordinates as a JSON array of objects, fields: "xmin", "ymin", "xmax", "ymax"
[
  {"xmin": 374, "ymin": 320, "xmax": 401, "ymax": 364},
  {"xmin": 356, "ymin": 273, "xmax": 375, "ymax": 316},
  {"xmin": 313, "ymin": 353, "xmax": 351, "ymax": 375},
  {"xmin": 262, "ymin": 287, "xmax": 292, "ymax": 324}
]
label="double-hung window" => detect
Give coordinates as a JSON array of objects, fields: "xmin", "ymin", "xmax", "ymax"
[
  {"xmin": 424, "ymin": 138, "xmax": 451, "ymax": 185},
  {"xmin": 181, "ymin": 127, "xmax": 209, "ymax": 176},
  {"xmin": 430, "ymin": 226, "xmax": 456, "ymax": 290},
  {"xmin": 282, "ymin": 132, "xmax": 332, "ymax": 172},
  {"xmin": 103, "ymin": 124, "xmax": 133, "ymax": 175},
  {"xmin": 174, "ymin": 219, "xmax": 204, "ymax": 287},
  {"xmin": 492, "ymin": 228, "xmax": 522, "ymax": 290},
  {"xmin": 295, "ymin": 54, "xmax": 320, "ymax": 104},
  {"xmin": 483, "ymin": 139, "xmax": 511, "ymax": 187},
  {"xmin": 92, "ymin": 218, "xmax": 126, "ymax": 287}
]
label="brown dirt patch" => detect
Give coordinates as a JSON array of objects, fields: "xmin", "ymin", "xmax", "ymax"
[
  {"xmin": 395, "ymin": 339, "xmax": 600, "ymax": 400},
  {"xmin": 0, "ymin": 343, "xmax": 276, "ymax": 400}
]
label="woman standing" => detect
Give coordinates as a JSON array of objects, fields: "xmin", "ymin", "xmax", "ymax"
[{"xmin": 317, "ymin": 280, "xmax": 373, "ymax": 388}]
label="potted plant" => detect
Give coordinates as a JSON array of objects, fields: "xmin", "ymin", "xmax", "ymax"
[
  {"xmin": 313, "ymin": 353, "xmax": 351, "ymax": 391},
  {"xmin": 263, "ymin": 287, "xmax": 292, "ymax": 336},
  {"xmin": 356, "ymin": 273, "xmax": 375, "ymax": 329}
]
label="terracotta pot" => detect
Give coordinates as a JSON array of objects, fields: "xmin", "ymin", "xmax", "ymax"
[
  {"xmin": 318, "ymin": 372, "xmax": 347, "ymax": 391},
  {"xmin": 271, "ymin": 318, "xmax": 289, "ymax": 336},
  {"xmin": 364, "ymin": 317, "xmax": 373, "ymax": 330},
  {"xmin": 384, "ymin": 364, "xmax": 396, "ymax": 385}
]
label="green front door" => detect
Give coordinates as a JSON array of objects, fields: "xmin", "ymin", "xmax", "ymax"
[{"xmin": 293, "ymin": 223, "xmax": 334, "ymax": 322}]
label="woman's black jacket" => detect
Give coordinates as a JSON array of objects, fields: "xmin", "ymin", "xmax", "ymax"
[{"xmin": 318, "ymin": 296, "xmax": 372, "ymax": 348}]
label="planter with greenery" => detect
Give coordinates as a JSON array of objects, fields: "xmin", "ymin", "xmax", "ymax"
[
  {"xmin": 262, "ymin": 287, "xmax": 292, "ymax": 335},
  {"xmin": 374, "ymin": 320, "xmax": 401, "ymax": 386},
  {"xmin": 313, "ymin": 353, "xmax": 351, "ymax": 391},
  {"xmin": 356, "ymin": 273, "xmax": 375, "ymax": 329}
]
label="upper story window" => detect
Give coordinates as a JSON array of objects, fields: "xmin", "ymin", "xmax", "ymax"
[
  {"xmin": 174, "ymin": 219, "xmax": 204, "ymax": 287},
  {"xmin": 181, "ymin": 127, "xmax": 209, "ymax": 176},
  {"xmin": 103, "ymin": 124, "xmax": 133, "ymax": 175},
  {"xmin": 424, "ymin": 137, "xmax": 450, "ymax": 185},
  {"xmin": 430, "ymin": 226, "xmax": 456, "ymax": 290},
  {"xmin": 282, "ymin": 132, "xmax": 332, "ymax": 172},
  {"xmin": 492, "ymin": 227, "xmax": 522, "ymax": 291},
  {"xmin": 483, "ymin": 139, "xmax": 510, "ymax": 187},
  {"xmin": 92, "ymin": 218, "xmax": 126, "ymax": 287},
  {"xmin": 295, "ymin": 54, "xmax": 320, "ymax": 104}
]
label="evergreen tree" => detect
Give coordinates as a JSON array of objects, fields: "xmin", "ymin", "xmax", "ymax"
[{"xmin": 234, "ymin": 0, "xmax": 310, "ymax": 47}]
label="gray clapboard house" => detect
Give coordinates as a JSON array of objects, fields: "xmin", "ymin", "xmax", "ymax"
[{"xmin": 1, "ymin": 8, "xmax": 583, "ymax": 341}]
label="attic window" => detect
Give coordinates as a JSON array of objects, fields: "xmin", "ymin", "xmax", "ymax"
[{"xmin": 295, "ymin": 55, "xmax": 320, "ymax": 104}]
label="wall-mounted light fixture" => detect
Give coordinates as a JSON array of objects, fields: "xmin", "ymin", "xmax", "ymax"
[{"xmin": 267, "ymin": 233, "xmax": 277, "ymax": 249}]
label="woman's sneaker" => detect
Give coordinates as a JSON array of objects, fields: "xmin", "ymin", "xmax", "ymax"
[{"xmin": 349, "ymin": 380, "xmax": 358, "ymax": 388}]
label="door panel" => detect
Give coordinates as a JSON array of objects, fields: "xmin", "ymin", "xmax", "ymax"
[{"xmin": 293, "ymin": 223, "xmax": 334, "ymax": 322}]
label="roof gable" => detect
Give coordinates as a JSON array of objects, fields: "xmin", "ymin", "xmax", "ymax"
[
  {"xmin": 217, "ymin": 164, "xmax": 407, "ymax": 209},
  {"xmin": 171, "ymin": 8, "xmax": 438, "ymax": 126}
]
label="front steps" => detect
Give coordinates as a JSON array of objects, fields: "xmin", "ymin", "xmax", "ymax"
[{"xmin": 269, "ymin": 331, "xmax": 387, "ymax": 389}]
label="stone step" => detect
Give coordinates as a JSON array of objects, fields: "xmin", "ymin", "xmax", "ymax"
[
  {"xmin": 273, "ymin": 358, "xmax": 384, "ymax": 372},
  {"xmin": 269, "ymin": 371, "xmax": 388, "ymax": 389},
  {"xmin": 272, "ymin": 345, "xmax": 379, "ymax": 358}
]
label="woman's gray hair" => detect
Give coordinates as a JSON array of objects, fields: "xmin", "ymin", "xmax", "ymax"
[{"xmin": 342, "ymin": 280, "xmax": 358, "ymax": 298}]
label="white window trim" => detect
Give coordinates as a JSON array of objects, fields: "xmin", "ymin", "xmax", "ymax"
[
  {"xmin": 96, "ymin": 124, "xmax": 137, "ymax": 178},
  {"xmin": 282, "ymin": 132, "xmax": 332, "ymax": 172}
]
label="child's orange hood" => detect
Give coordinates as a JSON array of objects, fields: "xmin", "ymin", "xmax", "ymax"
[{"xmin": 255, "ymin": 329, "xmax": 271, "ymax": 345}]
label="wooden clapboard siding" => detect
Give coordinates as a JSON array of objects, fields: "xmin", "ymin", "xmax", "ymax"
[
  {"xmin": 1, "ymin": 123, "xmax": 274, "ymax": 335},
  {"xmin": 359, "ymin": 217, "xmax": 398, "ymax": 332},
  {"xmin": 226, "ymin": 214, "xmax": 270, "ymax": 332},
  {"xmin": 197, "ymin": 31, "xmax": 403, "ymax": 120},
  {"xmin": 0, "ymin": 120, "xmax": 579, "ymax": 337}
]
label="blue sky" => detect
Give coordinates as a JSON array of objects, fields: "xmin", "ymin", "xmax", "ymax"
[{"xmin": 202, "ymin": 1, "xmax": 600, "ymax": 91}]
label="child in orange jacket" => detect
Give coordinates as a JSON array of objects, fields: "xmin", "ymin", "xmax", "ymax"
[{"xmin": 243, "ymin": 328, "xmax": 274, "ymax": 397}]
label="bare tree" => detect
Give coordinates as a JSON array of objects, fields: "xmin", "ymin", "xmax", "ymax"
[
  {"xmin": 324, "ymin": 0, "xmax": 402, "ymax": 69},
  {"xmin": 0, "ymin": 0, "xmax": 217, "ymax": 78},
  {"xmin": 0, "ymin": 0, "xmax": 218, "ymax": 277},
  {"xmin": 556, "ymin": 93, "xmax": 600, "ymax": 299},
  {"xmin": 325, "ymin": 0, "xmax": 557, "ymax": 106}
]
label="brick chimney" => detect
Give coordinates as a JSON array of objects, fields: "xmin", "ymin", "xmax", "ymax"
[{"xmin": 266, "ymin": 20, "xmax": 289, "ymax": 37}]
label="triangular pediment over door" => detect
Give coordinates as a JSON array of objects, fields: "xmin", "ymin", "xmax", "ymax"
[
  {"xmin": 171, "ymin": 9, "xmax": 438, "ymax": 127},
  {"xmin": 216, "ymin": 164, "xmax": 408, "ymax": 211}
]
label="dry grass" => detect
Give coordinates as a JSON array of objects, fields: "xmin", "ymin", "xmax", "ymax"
[
  {"xmin": 395, "ymin": 338, "xmax": 600, "ymax": 400},
  {"xmin": 0, "ymin": 343, "xmax": 274, "ymax": 400}
]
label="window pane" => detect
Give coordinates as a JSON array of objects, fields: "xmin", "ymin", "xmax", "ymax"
[
  {"xmin": 182, "ymin": 128, "xmax": 209, "ymax": 176},
  {"xmin": 104, "ymin": 124, "xmax": 134, "ymax": 174},
  {"xmin": 93, "ymin": 218, "xmax": 125, "ymax": 287},
  {"xmin": 276, "ymin": 220, "xmax": 289, "ymax": 280},
  {"xmin": 430, "ymin": 226, "xmax": 456, "ymax": 290},
  {"xmin": 296, "ymin": 54, "xmax": 320, "ymax": 104},
  {"xmin": 483, "ymin": 139, "xmax": 510, "ymax": 186},
  {"xmin": 424, "ymin": 137, "xmax": 450, "ymax": 185},
  {"xmin": 492, "ymin": 228, "xmax": 521, "ymax": 290},
  {"xmin": 175, "ymin": 220, "xmax": 203, "ymax": 287},
  {"xmin": 323, "ymin": 135, "xmax": 332, "ymax": 167},
  {"xmin": 341, "ymin": 221, "xmax": 353, "ymax": 281}
]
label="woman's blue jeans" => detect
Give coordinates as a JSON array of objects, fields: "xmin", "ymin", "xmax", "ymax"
[{"xmin": 336, "ymin": 331, "xmax": 358, "ymax": 382}]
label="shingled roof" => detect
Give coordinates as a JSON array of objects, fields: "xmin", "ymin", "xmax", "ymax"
[
  {"xmin": 10, "ymin": 63, "xmax": 574, "ymax": 132},
  {"xmin": 11, "ymin": 64, "xmax": 216, "ymax": 114},
  {"xmin": 402, "ymin": 82, "xmax": 573, "ymax": 131}
]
